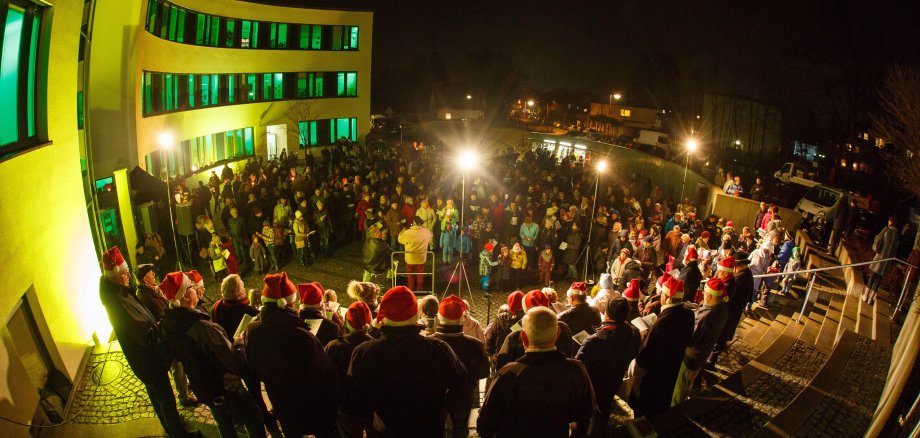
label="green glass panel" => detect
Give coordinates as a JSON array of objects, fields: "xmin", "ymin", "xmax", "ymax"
[
  {"xmin": 176, "ymin": 9, "xmax": 185, "ymax": 42},
  {"xmin": 209, "ymin": 16, "xmax": 220, "ymax": 46},
  {"xmin": 145, "ymin": 0, "xmax": 158, "ymax": 33},
  {"xmin": 269, "ymin": 23, "xmax": 276, "ymax": 48},
  {"xmin": 1, "ymin": 7, "xmax": 23, "ymax": 145},
  {"xmin": 350, "ymin": 26, "xmax": 358, "ymax": 49},
  {"xmin": 225, "ymin": 19, "xmax": 235, "ymax": 47},
  {"xmin": 337, "ymin": 73, "xmax": 345, "ymax": 97},
  {"xmin": 167, "ymin": 6, "xmax": 178, "ymax": 41},
  {"xmin": 165, "ymin": 74, "xmax": 173, "ymax": 110},
  {"xmin": 310, "ymin": 121, "xmax": 317, "ymax": 145},
  {"xmin": 346, "ymin": 72, "xmax": 357, "ymax": 96},
  {"xmin": 188, "ymin": 74, "xmax": 196, "ymax": 107},
  {"xmin": 241, "ymin": 20, "xmax": 251, "ymax": 48},
  {"xmin": 158, "ymin": 3, "xmax": 169, "ymax": 38},
  {"xmin": 314, "ymin": 74, "xmax": 323, "ymax": 97},
  {"xmin": 211, "ymin": 74, "xmax": 219, "ymax": 105},
  {"xmin": 273, "ymin": 73, "xmax": 283, "ymax": 100},
  {"xmin": 336, "ymin": 118, "xmax": 350, "ymax": 141},
  {"xmin": 228, "ymin": 74, "xmax": 235, "ymax": 103},
  {"xmin": 262, "ymin": 74, "xmax": 271, "ymax": 100},
  {"xmin": 27, "ymin": 15, "xmax": 39, "ymax": 136},
  {"xmin": 252, "ymin": 21, "xmax": 259, "ymax": 48},
  {"xmin": 195, "ymin": 14, "xmax": 206, "ymax": 45},
  {"xmin": 244, "ymin": 127, "xmax": 253, "ymax": 154},
  {"xmin": 200, "ymin": 74, "xmax": 209, "ymax": 106},
  {"xmin": 331, "ymin": 25, "xmax": 342, "ymax": 50},
  {"xmin": 299, "ymin": 25, "xmax": 310, "ymax": 49},
  {"xmin": 77, "ymin": 91, "xmax": 84, "ymax": 129},
  {"xmin": 278, "ymin": 23, "xmax": 287, "ymax": 48},
  {"xmin": 350, "ymin": 118, "xmax": 357, "ymax": 141},
  {"xmin": 246, "ymin": 74, "xmax": 256, "ymax": 101},
  {"xmin": 143, "ymin": 72, "xmax": 152, "ymax": 114},
  {"xmin": 311, "ymin": 25, "xmax": 321, "ymax": 49},
  {"xmin": 297, "ymin": 74, "xmax": 306, "ymax": 98}
]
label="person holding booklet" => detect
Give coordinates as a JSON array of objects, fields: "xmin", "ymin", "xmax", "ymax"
[
  {"xmin": 297, "ymin": 282, "xmax": 343, "ymax": 347},
  {"xmin": 558, "ymin": 282, "xmax": 602, "ymax": 337}
]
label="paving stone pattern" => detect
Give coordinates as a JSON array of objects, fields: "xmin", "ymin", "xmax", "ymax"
[
  {"xmin": 793, "ymin": 338, "xmax": 890, "ymax": 438},
  {"xmin": 692, "ymin": 341, "xmax": 827, "ymax": 437}
]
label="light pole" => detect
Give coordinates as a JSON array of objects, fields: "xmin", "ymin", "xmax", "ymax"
[
  {"xmin": 159, "ymin": 132, "xmax": 183, "ymax": 271},
  {"xmin": 444, "ymin": 148, "xmax": 478, "ymax": 304},
  {"xmin": 609, "ymin": 92, "xmax": 622, "ymax": 106},
  {"xmin": 680, "ymin": 139, "xmax": 698, "ymax": 206},
  {"xmin": 583, "ymin": 159, "xmax": 608, "ymax": 281}
]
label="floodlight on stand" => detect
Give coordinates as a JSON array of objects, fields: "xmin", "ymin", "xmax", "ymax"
[
  {"xmin": 596, "ymin": 159, "xmax": 608, "ymax": 173},
  {"xmin": 687, "ymin": 139, "xmax": 699, "ymax": 152},
  {"xmin": 457, "ymin": 149, "xmax": 478, "ymax": 172}
]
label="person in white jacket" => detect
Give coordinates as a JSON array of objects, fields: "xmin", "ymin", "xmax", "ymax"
[{"xmin": 747, "ymin": 240, "xmax": 774, "ymax": 311}]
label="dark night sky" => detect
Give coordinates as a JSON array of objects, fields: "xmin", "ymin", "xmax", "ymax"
[{"xmin": 261, "ymin": 0, "xmax": 920, "ymax": 139}]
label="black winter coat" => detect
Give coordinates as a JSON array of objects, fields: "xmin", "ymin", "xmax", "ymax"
[
  {"xmin": 679, "ymin": 260, "xmax": 704, "ymax": 299},
  {"xmin": 575, "ymin": 321, "xmax": 641, "ymax": 411},
  {"xmin": 363, "ymin": 237, "xmax": 392, "ymax": 275},
  {"xmin": 245, "ymin": 304, "xmax": 337, "ymax": 437},
  {"xmin": 162, "ymin": 307, "xmax": 247, "ymax": 404},
  {"xmin": 434, "ymin": 325, "xmax": 490, "ymax": 410},
  {"xmin": 348, "ymin": 325, "xmax": 467, "ymax": 438},
  {"xmin": 478, "ymin": 350, "xmax": 595, "ymax": 438},
  {"xmin": 484, "ymin": 310, "xmax": 521, "ymax": 357},
  {"xmin": 298, "ymin": 307, "xmax": 343, "ymax": 347},
  {"xmin": 324, "ymin": 332, "xmax": 373, "ymax": 416},
  {"xmin": 631, "ymin": 302, "xmax": 695, "ymax": 416},
  {"xmin": 211, "ymin": 298, "xmax": 258, "ymax": 341},
  {"xmin": 686, "ymin": 303, "xmax": 729, "ymax": 370},
  {"xmin": 99, "ymin": 278, "xmax": 170, "ymax": 382},
  {"xmin": 558, "ymin": 303, "xmax": 602, "ymax": 336}
]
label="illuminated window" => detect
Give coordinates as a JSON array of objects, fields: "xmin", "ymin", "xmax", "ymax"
[
  {"xmin": 1, "ymin": 1, "xmax": 44, "ymax": 152},
  {"xmin": 298, "ymin": 117, "xmax": 357, "ymax": 147},
  {"xmin": 145, "ymin": 127, "xmax": 255, "ymax": 178},
  {"xmin": 144, "ymin": 0, "xmax": 358, "ymax": 51},
  {"xmin": 875, "ymin": 138, "xmax": 886, "ymax": 148},
  {"xmin": 620, "ymin": 109, "xmax": 631, "ymax": 117}
]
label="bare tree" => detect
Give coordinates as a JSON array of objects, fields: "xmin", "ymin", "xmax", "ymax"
[{"xmin": 873, "ymin": 66, "xmax": 920, "ymax": 199}]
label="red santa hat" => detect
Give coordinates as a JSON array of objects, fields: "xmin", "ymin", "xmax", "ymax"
[
  {"xmin": 701, "ymin": 231, "xmax": 710, "ymax": 239},
  {"xmin": 159, "ymin": 271, "xmax": 193, "ymax": 307},
  {"xmin": 623, "ymin": 278, "xmax": 642, "ymax": 302},
  {"xmin": 185, "ymin": 270, "xmax": 204, "ymax": 288},
  {"xmin": 704, "ymin": 278, "xmax": 728, "ymax": 303},
  {"xmin": 725, "ymin": 220, "xmax": 734, "ymax": 228},
  {"xmin": 718, "ymin": 256, "xmax": 736, "ymax": 274},
  {"xmin": 262, "ymin": 272, "xmax": 297, "ymax": 308},
  {"xmin": 345, "ymin": 301, "xmax": 372, "ymax": 332},
  {"xmin": 102, "ymin": 247, "xmax": 129, "ymax": 278},
  {"xmin": 507, "ymin": 290, "xmax": 525, "ymax": 314},
  {"xmin": 376, "ymin": 286, "xmax": 419, "ymax": 326},
  {"xmin": 661, "ymin": 277, "xmax": 685, "ymax": 300},
  {"xmin": 522, "ymin": 289, "xmax": 549, "ymax": 311},
  {"xmin": 685, "ymin": 246, "xmax": 699, "ymax": 261},
  {"xmin": 567, "ymin": 282, "xmax": 588, "ymax": 297},
  {"xmin": 298, "ymin": 283, "xmax": 323, "ymax": 309},
  {"xmin": 438, "ymin": 294, "xmax": 467, "ymax": 325}
]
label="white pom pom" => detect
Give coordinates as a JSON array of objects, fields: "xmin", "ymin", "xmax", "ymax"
[{"xmin": 277, "ymin": 297, "xmax": 287, "ymax": 307}]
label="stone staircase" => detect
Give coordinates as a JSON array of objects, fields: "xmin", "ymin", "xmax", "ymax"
[{"xmin": 612, "ymin": 235, "xmax": 897, "ymax": 437}]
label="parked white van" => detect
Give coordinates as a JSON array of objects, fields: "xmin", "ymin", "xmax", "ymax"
[{"xmin": 796, "ymin": 185, "xmax": 846, "ymax": 219}]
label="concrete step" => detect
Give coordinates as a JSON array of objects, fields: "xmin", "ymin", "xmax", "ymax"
[
  {"xmin": 815, "ymin": 293, "xmax": 844, "ymax": 352},
  {"xmin": 834, "ymin": 285, "xmax": 860, "ymax": 343},
  {"xmin": 798, "ymin": 295, "xmax": 829, "ymax": 346},
  {"xmin": 874, "ymin": 295, "xmax": 892, "ymax": 347}
]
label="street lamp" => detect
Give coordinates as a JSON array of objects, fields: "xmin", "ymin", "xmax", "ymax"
[
  {"xmin": 680, "ymin": 139, "xmax": 698, "ymax": 205},
  {"xmin": 609, "ymin": 92, "xmax": 623, "ymax": 106},
  {"xmin": 583, "ymin": 159, "xmax": 608, "ymax": 281},
  {"xmin": 466, "ymin": 94, "xmax": 472, "ymax": 100},
  {"xmin": 446, "ymin": 148, "xmax": 479, "ymax": 303},
  {"xmin": 158, "ymin": 132, "xmax": 183, "ymax": 271}
]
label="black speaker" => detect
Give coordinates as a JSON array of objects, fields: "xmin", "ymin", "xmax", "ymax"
[{"xmin": 176, "ymin": 203, "xmax": 194, "ymax": 236}]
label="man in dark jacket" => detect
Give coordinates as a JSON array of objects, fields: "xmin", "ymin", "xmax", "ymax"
[
  {"xmin": 434, "ymin": 295, "xmax": 490, "ymax": 438},
  {"xmin": 484, "ymin": 291, "xmax": 525, "ymax": 358},
  {"xmin": 629, "ymin": 277, "xmax": 695, "ymax": 417},
  {"xmin": 362, "ymin": 223, "xmax": 392, "ymax": 288},
  {"xmin": 297, "ymin": 282, "xmax": 342, "ymax": 347},
  {"xmin": 575, "ymin": 297, "xmax": 641, "ymax": 437},
  {"xmin": 708, "ymin": 255, "xmax": 750, "ymax": 368},
  {"xmin": 325, "ymin": 301, "xmax": 375, "ymax": 437},
  {"xmin": 245, "ymin": 272, "xmax": 338, "ymax": 438},
  {"xmin": 753, "ymin": 202, "xmax": 768, "ymax": 232},
  {"xmin": 98, "ymin": 248, "xmax": 191, "ymax": 437},
  {"xmin": 558, "ymin": 282, "xmax": 602, "ymax": 336},
  {"xmin": 159, "ymin": 272, "xmax": 264, "ymax": 438},
  {"xmin": 348, "ymin": 286, "xmax": 467, "ymax": 437},
  {"xmin": 495, "ymin": 290, "xmax": 576, "ymax": 369},
  {"xmin": 478, "ymin": 307, "xmax": 595, "ymax": 437},
  {"xmin": 673, "ymin": 278, "xmax": 729, "ymax": 404},
  {"xmin": 679, "ymin": 247, "xmax": 703, "ymax": 303}
]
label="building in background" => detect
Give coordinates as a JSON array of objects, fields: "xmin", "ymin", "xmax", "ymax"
[
  {"xmin": 699, "ymin": 93, "xmax": 783, "ymax": 171},
  {"xmin": 0, "ymin": 0, "xmax": 372, "ymax": 432}
]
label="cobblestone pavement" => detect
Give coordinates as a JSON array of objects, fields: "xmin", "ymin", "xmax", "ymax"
[
  {"xmin": 793, "ymin": 338, "xmax": 890, "ymax": 438},
  {"xmin": 692, "ymin": 341, "xmax": 828, "ymax": 437}
]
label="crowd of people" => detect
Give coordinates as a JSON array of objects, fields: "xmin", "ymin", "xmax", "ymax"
[{"xmin": 107, "ymin": 138, "xmax": 917, "ymax": 437}]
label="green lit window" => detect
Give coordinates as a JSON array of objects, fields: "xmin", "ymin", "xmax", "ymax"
[
  {"xmin": 296, "ymin": 73, "xmax": 307, "ymax": 98},
  {"xmin": 195, "ymin": 13, "xmax": 206, "ymax": 45},
  {"xmin": 224, "ymin": 19, "xmax": 235, "ymax": 47},
  {"xmin": 298, "ymin": 120, "xmax": 318, "ymax": 147},
  {"xmin": 187, "ymin": 74, "xmax": 196, "ymax": 108},
  {"xmin": 144, "ymin": 127, "xmax": 255, "ymax": 178},
  {"xmin": 2, "ymin": 2, "xmax": 44, "ymax": 151},
  {"xmin": 310, "ymin": 25, "xmax": 322, "ymax": 49},
  {"xmin": 299, "ymin": 25, "xmax": 310, "ymax": 49},
  {"xmin": 227, "ymin": 74, "xmax": 236, "ymax": 103},
  {"xmin": 349, "ymin": 26, "xmax": 358, "ymax": 49},
  {"xmin": 167, "ymin": 6, "xmax": 178, "ymax": 41},
  {"xmin": 337, "ymin": 73, "xmax": 345, "ymax": 97},
  {"xmin": 157, "ymin": 2, "xmax": 169, "ymax": 38},
  {"xmin": 176, "ymin": 9, "xmax": 186, "ymax": 42},
  {"xmin": 269, "ymin": 23, "xmax": 277, "ymax": 48},
  {"xmin": 145, "ymin": 0, "xmax": 158, "ymax": 33},
  {"xmin": 143, "ymin": 72, "xmax": 153, "ymax": 114},
  {"xmin": 209, "ymin": 16, "xmax": 220, "ymax": 46},
  {"xmin": 346, "ymin": 72, "xmax": 357, "ymax": 96},
  {"xmin": 298, "ymin": 117, "xmax": 356, "ymax": 148},
  {"xmin": 262, "ymin": 73, "xmax": 272, "ymax": 100},
  {"xmin": 77, "ymin": 91, "xmax": 84, "ymax": 129},
  {"xmin": 241, "ymin": 20, "xmax": 251, "ymax": 48},
  {"xmin": 277, "ymin": 23, "xmax": 287, "ymax": 48},
  {"xmin": 251, "ymin": 21, "xmax": 259, "ymax": 48},
  {"xmin": 210, "ymin": 74, "xmax": 219, "ymax": 105},
  {"xmin": 273, "ymin": 73, "xmax": 283, "ymax": 100},
  {"xmin": 245, "ymin": 74, "xmax": 256, "ymax": 102},
  {"xmin": 311, "ymin": 73, "xmax": 323, "ymax": 97}
]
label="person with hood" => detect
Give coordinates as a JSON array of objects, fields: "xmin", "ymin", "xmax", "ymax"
[
  {"xmin": 433, "ymin": 296, "xmax": 490, "ymax": 438},
  {"xmin": 160, "ymin": 272, "xmax": 265, "ymax": 438},
  {"xmin": 780, "ymin": 247, "xmax": 801, "ymax": 296},
  {"xmin": 575, "ymin": 297, "xmax": 641, "ymax": 437},
  {"xmin": 672, "ymin": 278, "xmax": 729, "ymax": 405},
  {"xmin": 348, "ymin": 286, "xmax": 467, "ymax": 437},
  {"xmin": 510, "ymin": 242, "xmax": 528, "ymax": 289},
  {"xmin": 484, "ymin": 291, "xmax": 525, "ymax": 359},
  {"xmin": 479, "ymin": 242, "xmax": 498, "ymax": 290},
  {"xmin": 494, "ymin": 244, "xmax": 513, "ymax": 292},
  {"xmin": 99, "ymin": 248, "xmax": 193, "ymax": 437},
  {"xmin": 558, "ymin": 282, "xmax": 602, "ymax": 336},
  {"xmin": 298, "ymin": 282, "xmax": 343, "ymax": 347},
  {"xmin": 629, "ymin": 277, "xmax": 694, "ymax": 417},
  {"xmin": 563, "ymin": 222, "xmax": 584, "ymax": 280},
  {"xmin": 609, "ymin": 248, "xmax": 633, "ymax": 288},
  {"xmin": 749, "ymin": 240, "xmax": 775, "ymax": 310},
  {"xmin": 244, "ymin": 272, "xmax": 338, "ymax": 438},
  {"xmin": 495, "ymin": 289, "xmax": 576, "ymax": 369},
  {"xmin": 589, "ymin": 274, "xmax": 618, "ymax": 315},
  {"xmin": 864, "ymin": 217, "xmax": 899, "ymax": 304},
  {"xmin": 325, "ymin": 302, "xmax": 375, "ymax": 437},
  {"xmin": 313, "ymin": 200, "xmax": 334, "ymax": 258},
  {"xmin": 538, "ymin": 244, "xmax": 556, "ymax": 286}
]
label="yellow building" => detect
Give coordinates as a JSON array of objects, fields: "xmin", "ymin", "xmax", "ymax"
[{"xmin": 0, "ymin": 0, "xmax": 371, "ymax": 432}]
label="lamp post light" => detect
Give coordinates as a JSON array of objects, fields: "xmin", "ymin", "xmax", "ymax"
[
  {"xmin": 680, "ymin": 139, "xmax": 699, "ymax": 205},
  {"xmin": 583, "ymin": 159, "xmax": 608, "ymax": 281},
  {"xmin": 158, "ymin": 132, "xmax": 183, "ymax": 271},
  {"xmin": 609, "ymin": 92, "xmax": 622, "ymax": 106}
]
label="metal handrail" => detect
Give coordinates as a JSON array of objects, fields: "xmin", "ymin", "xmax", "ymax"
[
  {"xmin": 750, "ymin": 256, "xmax": 918, "ymax": 323},
  {"xmin": 389, "ymin": 250, "xmax": 437, "ymax": 294}
]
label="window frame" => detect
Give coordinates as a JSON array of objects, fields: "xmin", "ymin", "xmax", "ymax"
[{"xmin": 1, "ymin": 0, "xmax": 49, "ymax": 160}]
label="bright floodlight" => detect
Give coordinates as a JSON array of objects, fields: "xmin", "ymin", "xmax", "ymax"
[
  {"xmin": 158, "ymin": 132, "xmax": 174, "ymax": 149},
  {"xmin": 457, "ymin": 149, "xmax": 478, "ymax": 171},
  {"xmin": 612, "ymin": 93, "xmax": 622, "ymax": 100},
  {"xmin": 466, "ymin": 94, "xmax": 472, "ymax": 100},
  {"xmin": 596, "ymin": 160, "xmax": 608, "ymax": 172},
  {"xmin": 687, "ymin": 139, "xmax": 699, "ymax": 152},
  {"xmin": 527, "ymin": 100, "xmax": 535, "ymax": 107}
]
